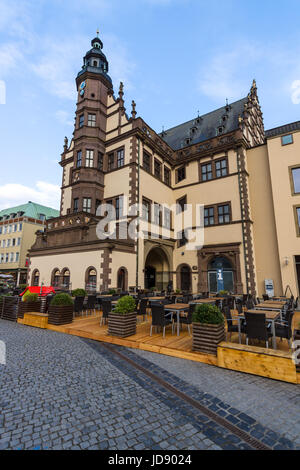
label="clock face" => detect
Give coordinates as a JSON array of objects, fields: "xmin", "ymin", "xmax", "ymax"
[
  {"xmin": 80, "ymin": 89, "xmax": 85, "ymax": 97},
  {"xmin": 80, "ymin": 81, "xmax": 86, "ymax": 90}
]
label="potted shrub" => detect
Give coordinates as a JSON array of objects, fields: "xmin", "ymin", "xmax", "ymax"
[
  {"xmin": 18, "ymin": 292, "xmax": 41, "ymax": 319},
  {"xmin": 48, "ymin": 293, "xmax": 74, "ymax": 325},
  {"xmin": 108, "ymin": 295, "xmax": 137, "ymax": 338},
  {"xmin": 192, "ymin": 304, "xmax": 225, "ymax": 355},
  {"xmin": 72, "ymin": 288, "xmax": 86, "ymax": 298},
  {"xmin": 219, "ymin": 290, "xmax": 229, "ymax": 297}
]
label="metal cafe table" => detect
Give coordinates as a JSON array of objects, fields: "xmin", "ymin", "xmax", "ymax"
[
  {"xmin": 255, "ymin": 302, "xmax": 285, "ymax": 311},
  {"xmin": 235, "ymin": 309, "xmax": 281, "ymax": 350},
  {"xmin": 164, "ymin": 304, "xmax": 190, "ymax": 336}
]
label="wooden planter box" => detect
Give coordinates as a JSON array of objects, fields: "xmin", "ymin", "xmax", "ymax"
[
  {"xmin": 294, "ymin": 330, "xmax": 300, "ymax": 373},
  {"xmin": 0, "ymin": 296, "xmax": 20, "ymax": 322},
  {"xmin": 108, "ymin": 312, "xmax": 137, "ymax": 338},
  {"xmin": 193, "ymin": 322, "xmax": 225, "ymax": 355},
  {"xmin": 48, "ymin": 305, "xmax": 73, "ymax": 325},
  {"xmin": 18, "ymin": 301, "xmax": 41, "ymax": 319}
]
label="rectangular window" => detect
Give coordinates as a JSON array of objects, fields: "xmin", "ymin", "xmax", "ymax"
[
  {"xmin": 115, "ymin": 196, "xmax": 124, "ymax": 220},
  {"xmin": 98, "ymin": 152, "xmax": 103, "ymax": 170},
  {"xmin": 17, "ymin": 237, "xmax": 21, "ymax": 246},
  {"xmin": 143, "ymin": 152, "xmax": 151, "ymax": 173},
  {"xmin": 86, "ymin": 150, "xmax": 94, "ymax": 168},
  {"xmin": 117, "ymin": 149, "xmax": 124, "ymax": 168},
  {"xmin": 177, "ymin": 196, "xmax": 187, "ymax": 213},
  {"xmin": 7, "ymin": 239, "xmax": 10, "ymax": 247},
  {"xmin": 292, "ymin": 167, "xmax": 300, "ymax": 194},
  {"xmin": 79, "ymin": 114, "xmax": 84, "ymax": 128},
  {"xmin": 19, "ymin": 223, "xmax": 22, "ymax": 231},
  {"xmin": 296, "ymin": 207, "xmax": 300, "ymax": 234},
  {"xmin": 164, "ymin": 167, "xmax": 171, "ymax": 186},
  {"xmin": 282, "ymin": 134, "xmax": 293, "ymax": 146},
  {"xmin": 73, "ymin": 198, "xmax": 79, "ymax": 213},
  {"xmin": 39, "ymin": 214, "xmax": 46, "ymax": 221},
  {"xmin": 15, "ymin": 252, "xmax": 19, "ymax": 262},
  {"xmin": 154, "ymin": 159, "xmax": 161, "ymax": 179},
  {"xmin": 153, "ymin": 204, "xmax": 162, "ymax": 226},
  {"xmin": 14, "ymin": 224, "xmax": 17, "ymax": 232},
  {"xmin": 108, "ymin": 153, "xmax": 115, "ymax": 171},
  {"xmin": 204, "ymin": 207, "xmax": 215, "ymax": 226},
  {"xmin": 3, "ymin": 226, "xmax": 6, "ymax": 234},
  {"xmin": 5, "ymin": 253, "xmax": 8, "ymax": 263},
  {"xmin": 87, "ymin": 114, "xmax": 96, "ymax": 127},
  {"xmin": 83, "ymin": 198, "xmax": 92, "ymax": 213},
  {"xmin": 215, "ymin": 159, "xmax": 228, "ymax": 178},
  {"xmin": 164, "ymin": 207, "xmax": 171, "ymax": 229},
  {"xmin": 76, "ymin": 150, "xmax": 82, "ymax": 168},
  {"xmin": 218, "ymin": 204, "xmax": 230, "ymax": 224},
  {"xmin": 201, "ymin": 163, "xmax": 213, "ymax": 181},
  {"xmin": 178, "ymin": 230, "xmax": 187, "ymax": 247},
  {"xmin": 10, "ymin": 252, "xmax": 14, "ymax": 262},
  {"xmin": 12, "ymin": 238, "xmax": 15, "ymax": 246},
  {"xmin": 0, "ymin": 254, "xmax": 3, "ymax": 263},
  {"xmin": 0, "ymin": 227, "xmax": 2, "ymax": 235},
  {"xmin": 142, "ymin": 198, "xmax": 151, "ymax": 222},
  {"xmin": 177, "ymin": 166, "xmax": 186, "ymax": 183}
]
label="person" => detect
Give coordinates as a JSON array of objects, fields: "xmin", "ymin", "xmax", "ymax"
[{"xmin": 167, "ymin": 280, "xmax": 173, "ymax": 294}]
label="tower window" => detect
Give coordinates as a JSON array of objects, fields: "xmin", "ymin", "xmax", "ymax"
[
  {"xmin": 79, "ymin": 114, "xmax": 84, "ymax": 128},
  {"xmin": 77, "ymin": 150, "xmax": 82, "ymax": 168},
  {"xmin": 117, "ymin": 149, "xmax": 124, "ymax": 168},
  {"xmin": 88, "ymin": 114, "xmax": 96, "ymax": 127},
  {"xmin": 83, "ymin": 198, "xmax": 92, "ymax": 213},
  {"xmin": 86, "ymin": 150, "xmax": 94, "ymax": 168},
  {"xmin": 73, "ymin": 198, "xmax": 79, "ymax": 213},
  {"xmin": 93, "ymin": 60, "xmax": 98, "ymax": 67},
  {"xmin": 98, "ymin": 152, "xmax": 103, "ymax": 170}
]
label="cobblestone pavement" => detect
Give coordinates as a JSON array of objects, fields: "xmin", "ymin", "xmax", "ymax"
[{"xmin": 0, "ymin": 320, "xmax": 299, "ymax": 450}]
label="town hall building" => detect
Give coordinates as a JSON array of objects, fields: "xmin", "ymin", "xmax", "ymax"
[{"xmin": 28, "ymin": 34, "xmax": 300, "ymax": 298}]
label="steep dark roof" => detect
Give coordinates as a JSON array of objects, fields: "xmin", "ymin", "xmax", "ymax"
[
  {"xmin": 159, "ymin": 97, "xmax": 248, "ymax": 150},
  {"xmin": 265, "ymin": 121, "xmax": 300, "ymax": 138}
]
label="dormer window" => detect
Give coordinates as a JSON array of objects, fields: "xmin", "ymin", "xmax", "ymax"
[
  {"xmin": 185, "ymin": 138, "xmax": 191, "ymax": 145},
  {"xmin": 93, "ymin": 60, "xmax": 98, "ymax": 67},
  {"xmin": 222, "ymin": 115, "xmax": 228, "ymax": 122},
  {"xmin": 190, "ymin": 126, "xmax": 197, "ymax": 134},
  {"xmin": 218, "ymin": 126, "xmax": 224, "ymax": 135}
]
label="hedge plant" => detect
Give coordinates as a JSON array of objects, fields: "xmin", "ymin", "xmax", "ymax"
[
  {"xmin": 192, "ymin": 303, "xmax": 224, "ymax": 325},
  {"xmin": 23, "ymin": 292, "xmax": 39, "ymax": 302},
  {"xmin": 109, "ymin": 289, "xmax": 117, "ymax": 295},
  {"xmin": 50, "ymin": 293, "xmax": 74, "ymax": 307},
  {"xmin": 72, "ymin": 288, "xmax": 86, "ymax": 297},
  {"xmin": 113, "ymin": 296, "xmax": 136, "ymax": 315}
]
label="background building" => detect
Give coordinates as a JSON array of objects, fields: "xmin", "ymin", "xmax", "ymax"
[
  {"xmin": 0, "ymin": 201, "xmax": 59, "ymax": 285},
  {"xmin": 28, "ymin": 35, "xmax": 300, "ymax": 297}
]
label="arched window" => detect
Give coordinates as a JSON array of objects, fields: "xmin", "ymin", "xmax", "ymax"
[
  {"xmin": 31, "ymin": 269, "xmax": 40, "ymax": 286},
  {"xmin": 61, "ymin": 268, "xmax": 70, "ymax": 289},
  {"xmin": 52, "ymin": 269, "xmax": 60, "ymax": 287},
  {"xmin": 117, "ymin": 267, "xmax": 128, "ymax": 291},
  {"xmin": 86, "ymin": 267, "xmax": 97, "ymax": 291}
]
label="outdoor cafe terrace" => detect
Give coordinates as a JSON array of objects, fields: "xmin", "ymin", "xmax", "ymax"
[{"xmin": 3, "ymin": 289, "xmax": 298, "ymax": 385}]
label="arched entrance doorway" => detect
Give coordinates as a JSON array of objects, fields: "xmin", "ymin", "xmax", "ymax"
[
  {"xmin": 145, "ymin": 247, "xmax": 170, "ymax": 291},
  {"xmin": 208, "ymin": 256, "xmax": 234, "ymax": 293},
  {"xmin": 177, "ymin": 264, "xmax": 192, "ymax": 292}
]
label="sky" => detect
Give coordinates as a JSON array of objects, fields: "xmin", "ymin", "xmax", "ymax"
[{"xmin": 1, "ymin": 0, "xmax": 300, "ymax": 210}]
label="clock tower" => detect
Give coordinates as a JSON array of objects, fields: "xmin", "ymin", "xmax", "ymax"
[{"xmin": 60, "ymin": 33, "xmax": 114, "ymax": 216}]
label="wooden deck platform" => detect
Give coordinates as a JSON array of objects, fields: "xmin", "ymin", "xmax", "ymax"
[{"xmin": 17, "ymin": 309, "xmax": 300, "ymax": 384}]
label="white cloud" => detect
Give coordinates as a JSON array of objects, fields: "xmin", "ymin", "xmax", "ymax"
[
  {"xmin": 0, "ymin": 181, "xmax": 60, "ymax": 210},
  {"xmin": 291, "ymin": 80, "xmax": 300, "ymax": 105}
]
